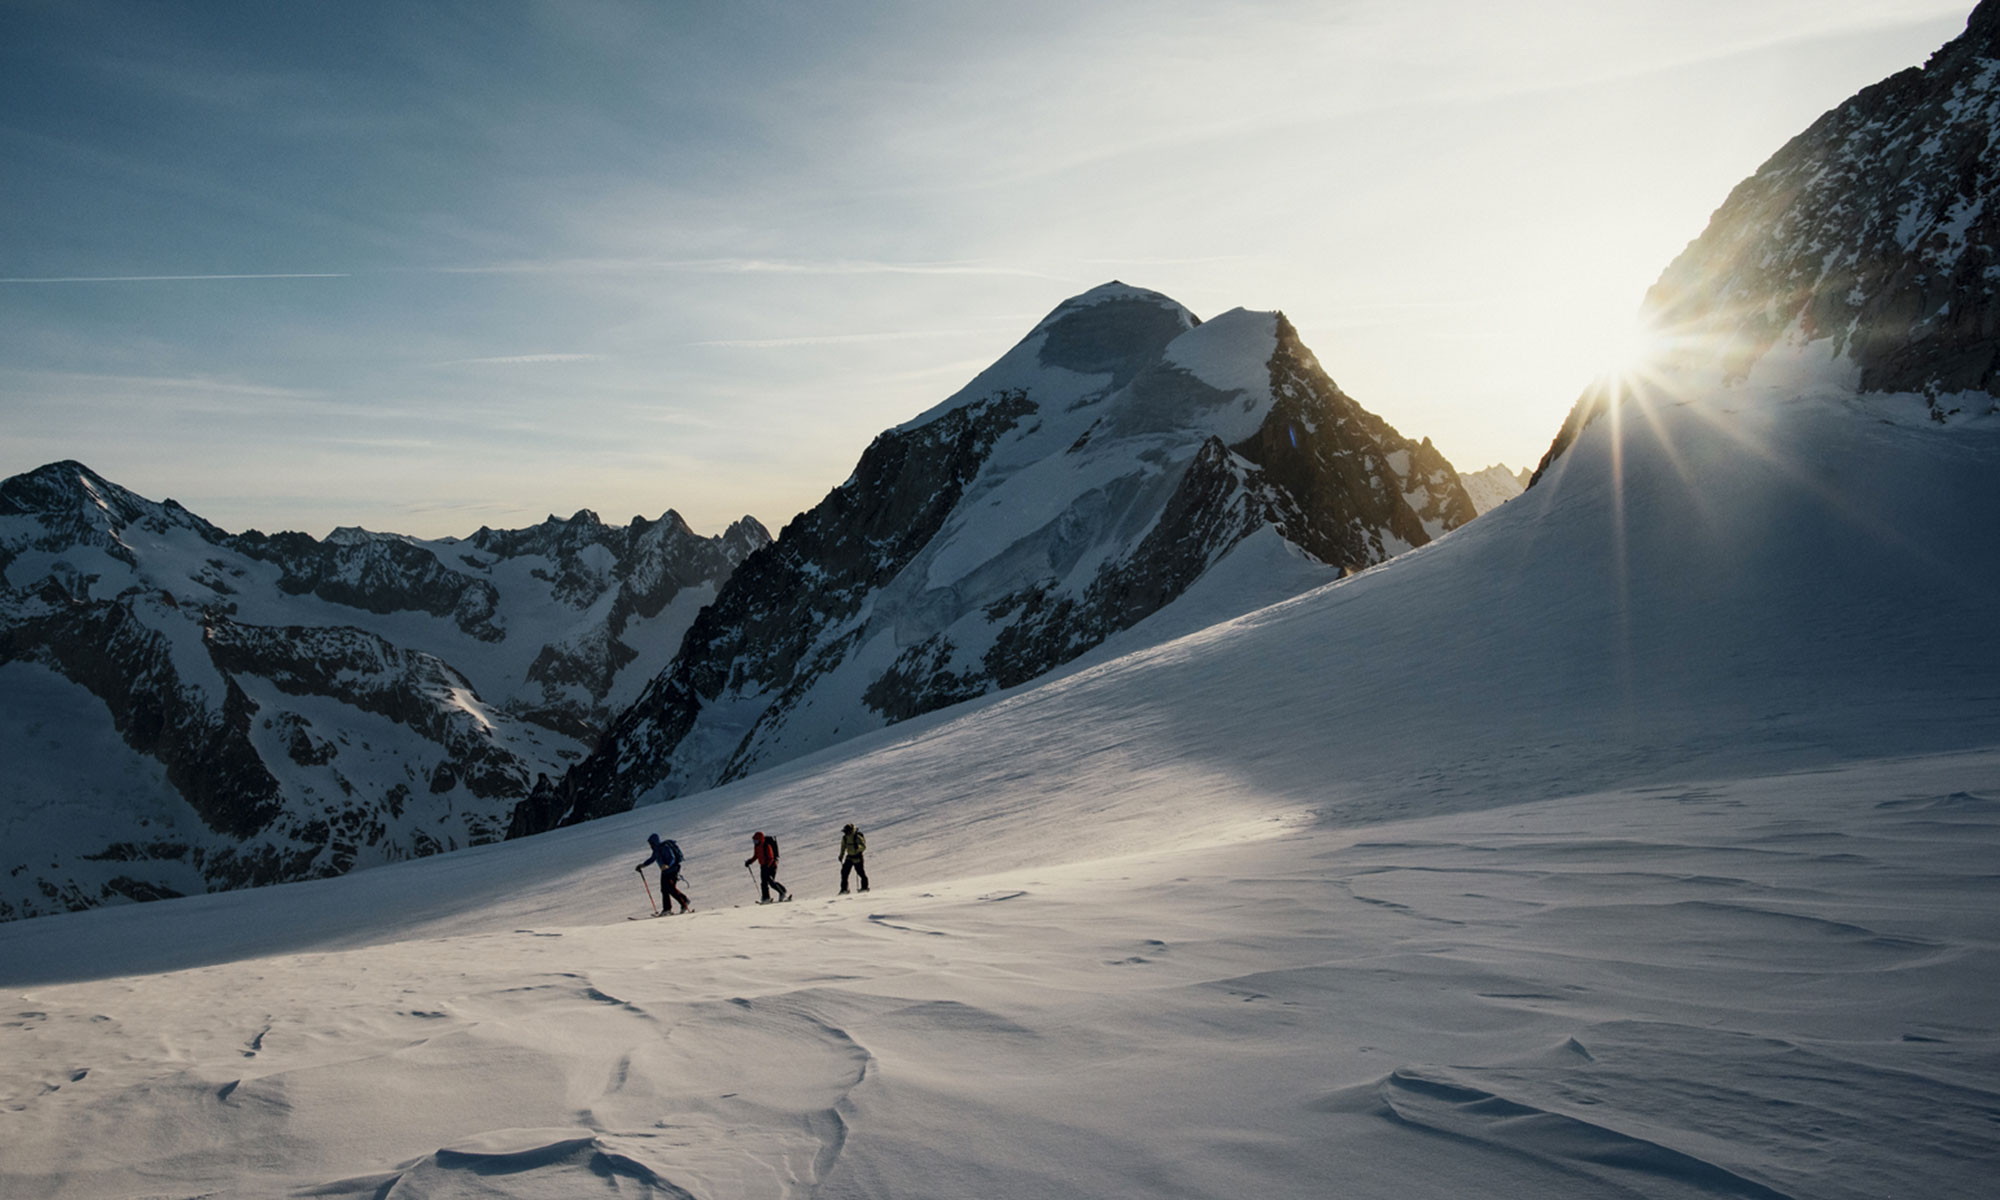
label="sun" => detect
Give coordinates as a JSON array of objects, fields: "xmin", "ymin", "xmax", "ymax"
[{"xmin": 1591, "ymin": 314, "xmax": 1669, "ymax": 387}]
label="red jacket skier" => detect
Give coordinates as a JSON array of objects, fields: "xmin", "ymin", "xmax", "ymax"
[{"xmin": 744, "ymin": 832, "xmax": 789, "ymax": 904}]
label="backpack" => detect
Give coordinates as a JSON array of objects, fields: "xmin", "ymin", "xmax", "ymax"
[
  {"xmin": 661, "ymin": 838, "xmax": 682, "ymax": 869},
  {"xmin": 766, "ymin": 836, "xmax": 779, "ymax": 866}
]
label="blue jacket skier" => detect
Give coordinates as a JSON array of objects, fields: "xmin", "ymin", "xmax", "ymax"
[{"xmin": 636, "ymin": 833, "xmax": 690, "ymax": 914}]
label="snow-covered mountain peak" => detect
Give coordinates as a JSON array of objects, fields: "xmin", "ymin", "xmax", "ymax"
[
  {"xmin": 897, "ymin": 281, "xmax": 1198, "ymax": 433},
  {"xmin": 527, "ymin": 287, "xmax": 1477, "ymax": 829},
  {"xmin": 1163, "ymin": 306, "xmax": 1277, "ymax": 390},
  {"xmin": 719, "ymin": 514, "xmax": 772, "ymax": 557},
  {"xmin": 1146, "ymin": 306, "xmax": 1283, "ymax": 438},
  {"xmin": 1669, "ymin": 0, "xmax": 2000, "ymax": 393},
  {"xmin": 1029, "ymin": 279, "xmax": 1198, "ymax": 335},
  {"xmin": 323, "ymin": 525, "xmax": 426, "ymax": 547},
  {"xmin": 1031, "ymin": 281, "xmax": 1200, "ymax": 388},
  {"xmin": 2, "ymin": 460, "xmax": 144, "ymax": 521},
  {"xmin": 0, "ymin": 459, "xmax": 224, "ymax": 574},
  {"xmin": 1457, "ymin": 463, "xmax": 1528, "ymax": 514}
]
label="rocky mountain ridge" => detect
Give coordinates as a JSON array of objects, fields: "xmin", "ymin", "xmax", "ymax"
[{"xmin": 0, "ymin": 461, "xmax": 764, "ymax": 919}]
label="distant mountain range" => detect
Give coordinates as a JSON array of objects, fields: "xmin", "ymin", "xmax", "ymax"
[
  {"xmin": 1458, "ymin": 464, "xmax": 1528, "ymax": 514},
  {"xmin": 0, "ymin": 469, "xmax": 763, "ymax": 919}
]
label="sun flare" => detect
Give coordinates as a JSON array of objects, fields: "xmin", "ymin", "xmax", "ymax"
[{"xmin": 1593, "ymin": 315, "xmax": 1669, "ymax": 386}]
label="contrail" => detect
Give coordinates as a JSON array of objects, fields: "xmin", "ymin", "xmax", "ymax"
[
  {"xmin": 410, "ymin": 258, "xmax": 1063, "ymax": 280},
  {"xmin": 440, "ymin": 353, "xmax": 602, "ymax": 365},
  {"xmin": 685, "ymin": 329, "xmax": 973, "ymax": 349},
  {"xmin": 0, "ymin": 273, "xmax": 349, "ymax": 284}
]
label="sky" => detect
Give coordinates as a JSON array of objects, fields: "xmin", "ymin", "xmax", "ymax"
[{"xmin": 0, "ymin": 0, "xmax": 1976, "ymax": 540}]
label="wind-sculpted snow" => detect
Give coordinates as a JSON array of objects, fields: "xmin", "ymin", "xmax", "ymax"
[
  {"xmin": 531, "ymin": 284, "xmax": 1476, "ymax": 830},
  {"xmin": 0, "ymin": 461, "xmax": 764, "ymax": 918},
  {"xmin": 3, "ymin": 757, "xmax": 1996, "ymax": 1199}
]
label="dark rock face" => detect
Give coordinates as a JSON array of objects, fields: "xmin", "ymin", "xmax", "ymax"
[
  {"xmin": 1534, "ymin": 2, "xmax": 2000, "ymax": 483},
  {"xmin": 0, "ymin": 586, "xmax": 529, "ymax": 918},
  {"xmin": 524, "ymin": 284, "xmax": 1477, "ymax": 831},
  {"xmin": 0, "ymin": 461, "xmax": 763, "ymax": 921},
  {"xmin": 494, "ymin": 510, "xmax": 773, "ymax": 738},
  {"xmin": 1238, "ymin": 318, "xmax": 1475, "ymax": 565},
  {"xmin": 2, "ymin": 591, "xmax": 284, "ymax": 844},
  {"xmin": 203, "ymin": 622, "xmax": 533, "ymax": 800},
  {"xmin": 232, "ymin": 529, "xmax": 505, "ymax": 642}
]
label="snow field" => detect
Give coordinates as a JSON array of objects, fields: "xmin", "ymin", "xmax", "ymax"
[
  {"xmin": 1, "ymin": 355, "xmax": 1996, "ymax": 1196},
  {"xmin": 2, "ymin": 751, "xmax": 1994, "ymax": 1198}
]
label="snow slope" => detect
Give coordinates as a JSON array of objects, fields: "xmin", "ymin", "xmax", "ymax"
[{"xmin": 1, "ymin": 344, "xmax": 1994, "ymax": 1197}]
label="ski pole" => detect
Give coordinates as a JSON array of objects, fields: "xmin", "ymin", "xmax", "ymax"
[{"xmin": 639, "ymin": 871, "xmax": 658, "ymax": 917}]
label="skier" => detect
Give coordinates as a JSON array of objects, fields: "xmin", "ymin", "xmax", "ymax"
[
  {"xmin": 838, "ymin": 822, "xmax": 869, "ymax": 894},
  {"xmin": 744, "ymin": 831, "xmax": 789, "ymax": 903},
  {"xmin": 635, "ymin": 832, "xmax": 690, "ymax": 915}
]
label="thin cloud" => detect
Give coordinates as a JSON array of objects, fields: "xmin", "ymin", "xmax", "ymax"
[
  {"xmin": 438, "ymin": 353, "xmax": 605, "ymax": 366},
  {"xmin": 2, "ymin": 369, "xmax": 316, "ymax": 400},
  {"xmin": 0, "ymin": 273, "xmax": 348, "ymax": 284},
  {"xmin": 406, "ymin": 257, "xmax": 1064, "ymax": 280},
  {"xmin": 685, "ymin": 329, "xmax": 974, "ymax": 350},
  {"xmin": 1078, "ymin": 255, "xmax": 1249, "ymax": 267}
]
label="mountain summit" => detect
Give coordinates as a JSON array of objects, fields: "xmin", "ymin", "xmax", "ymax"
[{"xmin": 520, "ymin": 283, "xmax": 1477, "ymax": 831}]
